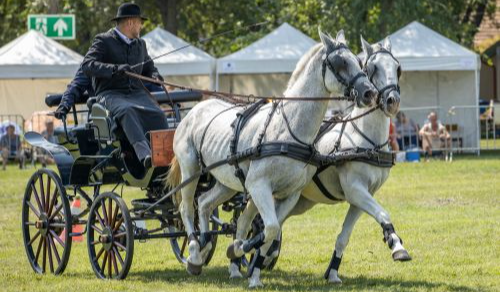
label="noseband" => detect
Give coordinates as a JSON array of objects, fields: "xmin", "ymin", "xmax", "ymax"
[
  {"xmin": 321, "ymin": 44, "xmax": 366, "ymax": 99},
  {"xmin": 364, "ymin": 48, "xmax": 401, "ymax": 99}
]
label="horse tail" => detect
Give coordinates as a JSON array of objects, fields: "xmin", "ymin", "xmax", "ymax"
[
  {"xmin": 165, "ymin": 156, "xmax": 183, "ymax": 207},
  {"xmin": 166, "ymin": 156, "xmax": 181, "ymax": 189}
]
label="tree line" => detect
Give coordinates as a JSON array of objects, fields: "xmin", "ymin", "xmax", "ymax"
[{"xmin": 0, "ymin": 0, "xmax": 496, "ymax": 57}]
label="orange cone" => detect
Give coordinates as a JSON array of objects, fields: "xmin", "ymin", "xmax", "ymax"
[{"xmin": 60, "ymin": 196, "xmax": 84, "ymax": 242}]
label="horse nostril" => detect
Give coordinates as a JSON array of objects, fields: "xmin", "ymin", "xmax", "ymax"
[
  {"xmin": 387, "ymin": 97, "xmax": 394, "ymax": 105},
  {"xmin": 364, "ymin": 89, "xmax": 376, "ymax": 100}
]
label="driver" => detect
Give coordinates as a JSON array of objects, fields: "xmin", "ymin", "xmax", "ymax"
[{"xmin": 80, "ymin": 2, "xmax": 167, "ymax": 168}]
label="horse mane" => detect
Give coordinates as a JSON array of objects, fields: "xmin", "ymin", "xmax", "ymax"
[{"xmin": 286, "ymin": 43, "xmax": 324, "ymax": 91}]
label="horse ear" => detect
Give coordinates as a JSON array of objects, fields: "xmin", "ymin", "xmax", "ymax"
[
  {"xmin": 360, "ymin": 35, "xmax": 373, "ymax": 63},
  {"xmin": 381, "ymin": 37, "xmax": 392, "ymax": 52},
  {"xmin": 336, "ymin": 29, "xmax": 347, "ymax": 45},
  {"xmin": 318, "ymin": 27, "xmax": 335, "ymax": 49}
]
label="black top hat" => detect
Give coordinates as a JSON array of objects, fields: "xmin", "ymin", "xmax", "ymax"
[{"xmin": 111, "ymin": 3, "xmax": 148, "ymax": 21}]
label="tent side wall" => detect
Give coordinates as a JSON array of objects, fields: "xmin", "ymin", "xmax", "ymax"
[
  {"xmin": 218, "ymin": 73, "xmax": 291, "ymax": 96},
  {"xmin": 399, "ymin": 71, "xmax": 479, "ymax": 150},
  {"xmin": 0, "ymin": 78, "xmax": 71, "ymax": 119}
]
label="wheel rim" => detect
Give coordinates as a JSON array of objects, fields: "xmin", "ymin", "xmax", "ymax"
[
  {"xmin": 87, "ymin": 193, "xmax": 133, "ymax": 279},
  {"xmin": 22, "ymin": 169, "xmax": 72, "ymax": 275}
]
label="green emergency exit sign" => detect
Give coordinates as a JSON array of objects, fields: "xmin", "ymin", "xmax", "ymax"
[{"xmin": 28, "ymin": 14, "xmax": 75, "ymax": 40}]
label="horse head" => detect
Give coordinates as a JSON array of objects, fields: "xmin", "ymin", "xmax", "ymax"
[
  {"xmin": 319, "ymin": 28, "xmax": 378, "ymax": 107},
  {"xmin": 361, "ymin": 36, "xmax": 401, "ymax": 117}
]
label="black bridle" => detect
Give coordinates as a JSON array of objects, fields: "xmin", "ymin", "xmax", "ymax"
[
  {"xmin": 363, "ymin": 48, "xmax": 401, "ymax": 99},
  {"xmin": 321, "ymin": 44, "xmax": 367, "ymax": 99}
]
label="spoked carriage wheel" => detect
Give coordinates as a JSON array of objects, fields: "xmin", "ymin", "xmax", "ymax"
[
  {"xmin": 21, "ymin": 169, "xmax": 72, "ymax": 275},
  {"xmin": 169, "ymin": 208, "xmax": 219, "ymax": 266},
  {"xmin": 87, "ymin": 192, "xmax": 134, "ymax": 279}
]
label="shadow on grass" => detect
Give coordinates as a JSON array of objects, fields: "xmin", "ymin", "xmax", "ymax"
[{"xmin": 107, "ymin": 266, "xmax": 487, "ymax": 292}]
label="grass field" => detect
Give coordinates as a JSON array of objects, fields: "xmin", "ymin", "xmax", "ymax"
[{"xmin": 0, "ymin": 155, "xmax": 499, "ymax": 292}]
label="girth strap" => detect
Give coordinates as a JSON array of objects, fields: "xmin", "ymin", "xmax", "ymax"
[{"xmin": 230, "ymin": 99, "xmax": 268, "ymax": 192}]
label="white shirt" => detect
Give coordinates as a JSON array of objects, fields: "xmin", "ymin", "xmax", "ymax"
[{"xmin": 114, "ymin": 27, "xmax": 133, "ymax": 45}]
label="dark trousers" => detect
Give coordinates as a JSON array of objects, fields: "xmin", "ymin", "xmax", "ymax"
[{"xmin": 100, "ymin": 90, "xmax": 168, "ymax": 160}]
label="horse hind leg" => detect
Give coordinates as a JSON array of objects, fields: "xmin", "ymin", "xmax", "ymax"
[
  {"xmin": 176, "ymin": 155, "xmax": 203, "ymax": 275},
  {"xmin": 197, "ymin": 181, "xmax": 236, "ymax": 264},
  {"xmin": 382, "ymin": 223, "xmax": 412, "ymax": 262}
]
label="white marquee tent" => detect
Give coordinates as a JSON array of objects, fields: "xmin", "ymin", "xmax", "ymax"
[
  {"xmin": 143, "ymin": 27, "xmax": 216, "ymax": 89},
  {"xmin": 377, "ymin": 21, "xmax": 481, "ymax": 150},
  {"xmin": 216, "ymin": 22, "xmax": 317, "ymax": 96},
  {"xmin": 0, "ymin": 30, "xmax": 82, "ymax": 119}
]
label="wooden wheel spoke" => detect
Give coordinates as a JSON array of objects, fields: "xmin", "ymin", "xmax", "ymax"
[
  {"xmin": 107, "ymin": 251, "xmax": 112, "ymax": 277},
  {"xmin": 91, "ymin": 225, "xmax": 103, "ymax": 234},
  {"xmin": 31, "ymin": 183, "xmax": 43, "ymax": 213},
  {"xmin": 48, "ymin": 204, "xmax": 63, "ymax": 221},
  {"xmin": 47, "ymin": 237, "xmax": 54, "ymax": 273},
  {"xmin": 114, "ymin": 241, "xmax": 126, "ymax": 251},
  {"xmin": 49, "ymin": 230, "xmax": 65, "ymax": 248},
  {"xmin": 39, "ymin": 174, "xmax": 46, "ymax": 212},
  {"xmin": 26, "ymin": 201, "xmax": 41, "ymax": 218},
  {"xmin": 47, "ymin": 188, "xmax": 58, "ymax": 217},
  {"xmin": 113, "ymin": 246, "xmax": 124, "ymax": 267},
  {"xmin": 112, "ymin": 217, "xmax": 124, "ymax": 233},
  {"xmin": 111, "ymin": 249, "xmax": 119, "ymax": 275},
  {"xmin": 96, "ymin": 210, "xmax": 106, "ymax": 229},
  {"xmin": 46, "ymin": 176, "xmax": 52, "ymax": 214},
  {"xmin": 28, "ymin": 231, "xmax": 41, "ymax": 246},
  {"xmin": 90, "ymin": 240, "xmax": 101, "ymax": 245},
  {"xmin": 111, "ymin": 201, "xmax": 119, "ymax": 228},
  {"xmin": 101, "ymin": 200, "xmax": 108, "ymax": 225},
  {"xmin": 108, "ymin": 198, "xmax": 112, "ymax": 228},
  {"xmin": 113, "ymin": 231, "xmax": 127, "ymax": 238},
  {"xmin": 95, "ymin": 246, "xmax": 105, "ymax": 262},
  {"xmin": 42, "ymin": 236, "xmax": 47, "ymax": 273},
  {"xmin": 101, "ymin": 251, "xmax": 108, "ymax": 274},
  {"xmin": 48, "ymin": 235, "xmax": 61, "ymax": 265},
  {"xmin": 34, "ymin": 236, "xmax": 43, "ymax": 265}
]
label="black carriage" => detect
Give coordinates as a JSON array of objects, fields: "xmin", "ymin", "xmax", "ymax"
[{"xmin": 20, "ymin": 90, "xmax": 275, "ymax": 279}]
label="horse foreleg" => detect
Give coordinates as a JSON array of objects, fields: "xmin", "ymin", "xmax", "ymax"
[
  {"xmin": 198, "ymin": 182, "xmax": 236, "ymax": 264},
  {"xmin": 247, "ymin": 192, "xmax": 301, "ymax": 288},
  {"xmin": 243, "ymin": 182, "xmax": 280, "ymax": 288},
  {"xmin": 342, "ymin": 180, "xmax": 411, "ymax": 262},
  {"xmin": 325, "ymin": 204, "xmax": 362, "ymax": 284}
]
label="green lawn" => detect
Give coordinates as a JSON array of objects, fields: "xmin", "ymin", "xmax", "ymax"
[{"xmin": 0, "ymin": 156, "xmax": 499, "ymax": 292}]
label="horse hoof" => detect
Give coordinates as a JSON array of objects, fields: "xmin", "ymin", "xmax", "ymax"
[
  {"xmin": 226, "ymin": 240, "xmax": 243, "ymax": 259},
  {"xmin": 327, "ymin": 270, "xmax": 342, "ymax": 284},
  {"xmin": 248, "ymin": 279, "xmax": 264, "ymax": 289},
  {"xmin": 393, "ymin": 249, "xmax": 412, "ymax": 262},
  {"xmin": 228, "ymin": 262, "xmax": 243, "ymax": 279},
  {"xmin": 187, "ymin": 262, "xmax": 203, "ymax": 276}
]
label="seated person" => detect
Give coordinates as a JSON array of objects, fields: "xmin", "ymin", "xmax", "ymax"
[
  {"xmin": 1, "ymin": 124, "xmax": 25, "ymax": 170},
  {"xmin": 395, "ymin": 111, "xmax": 418, "ymax": 150},
  {"xmin": 58, "ymin": 3, "xmax": 167, "ymax": 168},
  {"xmin": 38, "ymin": 119, "xmax": 57, "ymax": 167},
  {"xmin": 419, "ymin": 111, "xmax": 451, "ymax": 157}
]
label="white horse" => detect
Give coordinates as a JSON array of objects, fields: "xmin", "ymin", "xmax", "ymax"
[
  {"xmin": 167, "ymin": 29, "xmax": 378, "ymax": 288},
  {"xmin": 230, "ymin": 36, "xmax": 411, "ymax": 285}
]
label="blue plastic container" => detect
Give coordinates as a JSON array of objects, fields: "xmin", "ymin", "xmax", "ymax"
[{"xmin": 406, "ymin": 148, "xmax": 420, "ymax": 162}]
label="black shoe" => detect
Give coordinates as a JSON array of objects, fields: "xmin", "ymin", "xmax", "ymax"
[{"xmin": 143, "ymin": 155, "xmax": 152, "ymax": 169}]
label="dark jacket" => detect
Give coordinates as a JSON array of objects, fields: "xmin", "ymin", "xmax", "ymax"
[
  {"xmin": 59, "ymin": 66, "xmax": 95, "ymax": 108},
  {"xmin": 81, "ymin": 29, "xmax": 160, "ymax": 95}
]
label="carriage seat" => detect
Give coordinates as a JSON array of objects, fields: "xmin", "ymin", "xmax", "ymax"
[{"xmin": 89, "ymin": 103, "xmax": 115, "ymax": 143}]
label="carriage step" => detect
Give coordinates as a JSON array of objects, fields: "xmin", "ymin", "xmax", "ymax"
[{"xmin": 131, "ymin": 198, "xmax": 176, "ymax": 212}]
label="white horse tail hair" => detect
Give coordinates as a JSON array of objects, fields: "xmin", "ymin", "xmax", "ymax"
[
  {"xmin": 165, "ymin": 156, "xmax": 183, "ymax": 207},
  {"xmin": 166, "ymin": 155, "xmax": 181, "ymax": 189}
]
